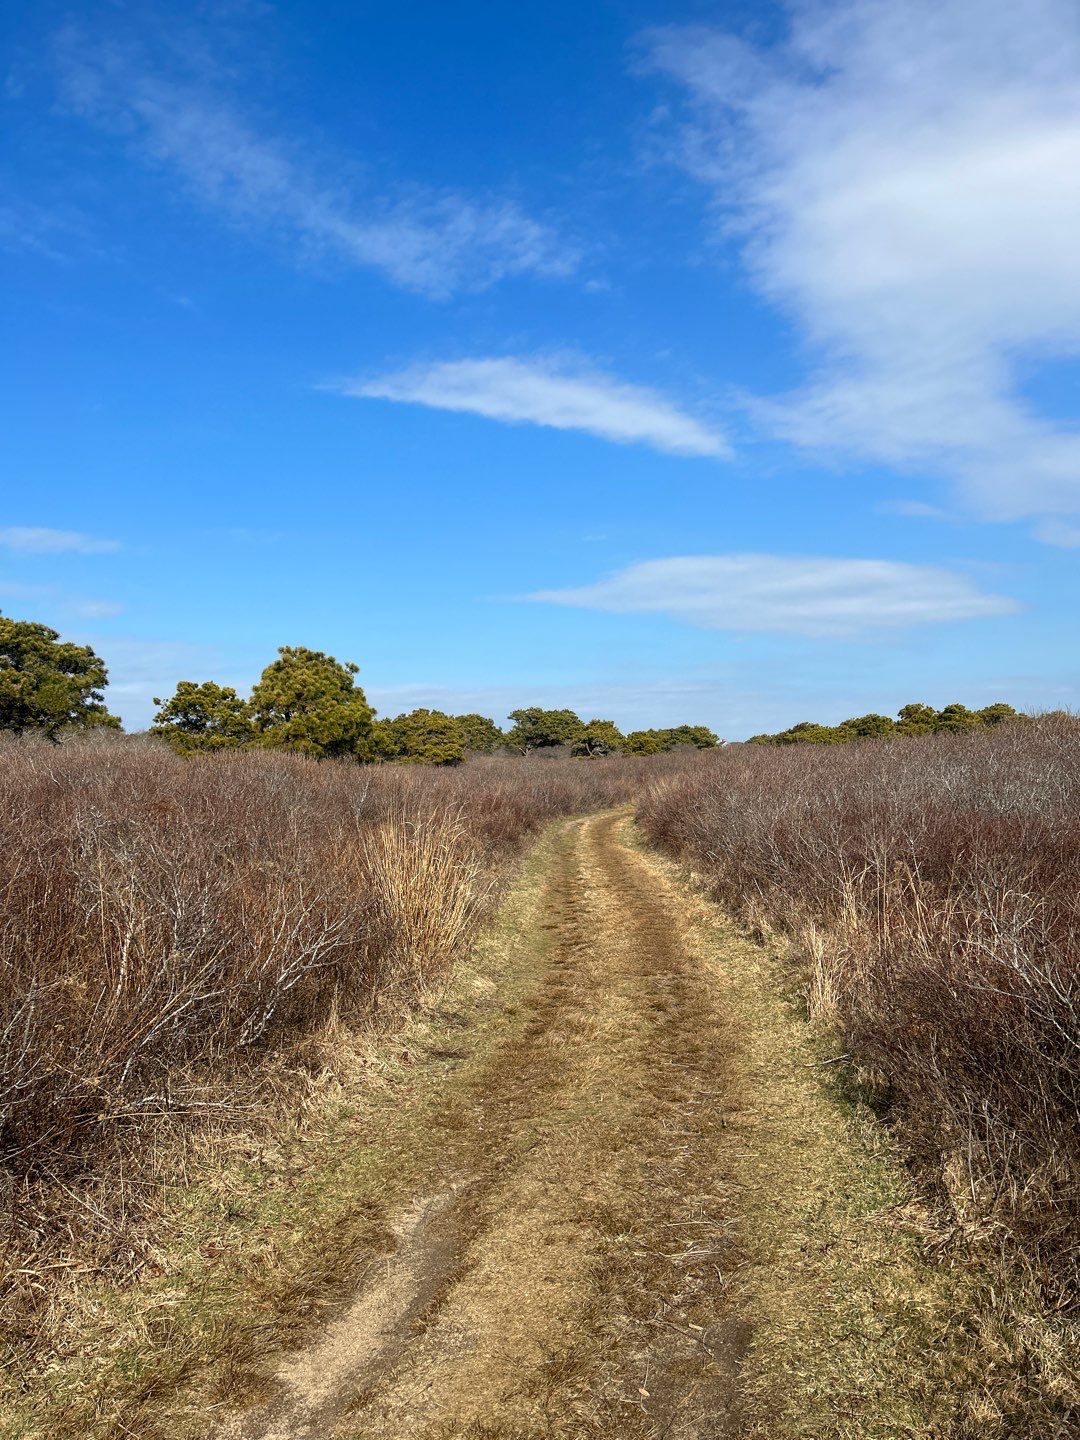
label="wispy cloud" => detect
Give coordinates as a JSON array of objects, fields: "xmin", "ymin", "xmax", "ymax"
[
  {"xmin": 53, "ymin": 29, "xmax": 576, "ymax": 298},
  {"xmin": 73, "ymin": 598, "xmax": 125, "ymax": 618},
  {"xmin": 0, "ymin": 526, "xmax": 120, "ymax": 554},
  {"xmin": 643, "ymin": 0, "xmax": 1080, "ymax": 520},
  {"xmin": 1032, "ymin": 518, "xmax": 1080, "ymax": 547},
  {"xmin": 0, "ymin": 191, "xmax": 81, "ymax": 260},
  {"xmin": 529, "ymin": 554, "xmax": 1016, "ymax": 637},
  {"xmin": 876, "ymin": 500, "xmax": 955, "ymax": 522},
  {"xmin": 0, "ymin": 580, "xmax": 123, "ymax": 619},
  {"xmin": 345, "ymin": 356, "xmax": 729, "ymax": 457}
]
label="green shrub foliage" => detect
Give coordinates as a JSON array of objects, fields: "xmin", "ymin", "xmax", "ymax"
[
  {"xmin": 5, "ymin": 608, "xmax": 723, "ymax": 765},
  {"xmin": 455, "ymin": 713, "xmax": 507, "ymax": 754},
  {"xmin": 374, "ymin": 708, "xmax": 466, "ymax": 766},
  {"xmin": 506, "ymin": 707, "xmax": 585, "ymax": 753},
  {"xmin": 0, "ymin": 614, "xmax": 119, "ymax": 739},
  {"xmin": 749, "ymin": 701, "xmax": 1019, "ymax": 745},
  {"xmin": 624, "ymin": 724, "xmax": 719, "ymax": 754},
  {"xmin": 571, "ymin": 718, "xmax": 625, "ymax": 756},
  {"xmin": 151, "ymin": 680, "xmax": 255, "ymax": 753},
  {"xmin": 249, "ymin": 646, "xmax": 375, "ymax": 759}
]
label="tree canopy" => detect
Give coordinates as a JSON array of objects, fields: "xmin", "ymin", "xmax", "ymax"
[
  {"xmin": 663, "ymin": 724, "xmax": 720, "ymax": 750},
  {"xmin": 506, "ymin": 707, "xmax": 584, "ymax": 753},
  {"xmin": 150, "ymin": 680, "xmax": 255, "ymax": 753},
  {"xmin": 896, "ymin": 703, "xmax": 937, "ymax": 735},
  {"xmin": 571, "ymin": 718, "xmax": 625, "ymax": 757},
  {"xmin": 0, "ymin": 614, "xmax": 119, "ymax": 739},
  {"xmin": 624, "ymin": 725, "xmax": 720, "ymax": 754},
  {"xmin": 249, "ymin": 646, "xmax": 375, "ymax": 759},
  {"xmin": 153, "ymin": 646, "xmax": 375, "ymax": 760},
  {"xmin": 147, "ymin": 641, "xmax": 721, "ymax": 767},
  {"xmin": 748, "ymin": 702, "xmax": 1019, "ymax": 746},
  {"xmin": 374, "ymin": 708, "xmax": 466, "ymax": 766},
  {"xmin": 455, "ymin": 713, "xmax": 506, "ymax": 754}
]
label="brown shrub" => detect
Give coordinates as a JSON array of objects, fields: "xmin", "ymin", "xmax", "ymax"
[
  {"xmin": 637, "ymin": 715, "xmax": 1080, "ymax": 1300},
  {"xmin": 0, "ymin": 737, "xmax": 651, "ymax": 1184},
  {"xmin": 0, "ymin": 735, "xmax": 658, "ymax": 1344}
]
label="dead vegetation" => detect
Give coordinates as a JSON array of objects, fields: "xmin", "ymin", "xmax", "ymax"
[
  {"xmin": 0, "ymin": 738, "xmax": 648, "ymax": 1367},
  {"xmin": 3, "ymin": 721, "xmax": 1077, "ymax": 1437},
  {"xmin": 7, "ymin": 810, "xmax": 1035, "ymax": 1440},
  {"xmin": 638, "ymin": 716, "xmax": 1080, "ymax": 1430}
]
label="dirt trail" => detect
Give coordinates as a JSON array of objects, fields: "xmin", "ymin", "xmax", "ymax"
[{"xmin": 224, "ymin": 812, "xmax": 746, "ymax": 1440}]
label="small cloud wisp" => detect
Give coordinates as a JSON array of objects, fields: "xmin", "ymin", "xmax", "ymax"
[
  {"xmin": 345, "ymin": 356, "xmax": 728, "ymax": 458},
  {"xmin": 529, "ymin": 554, "xmax": 1016, "ymax": 638}
]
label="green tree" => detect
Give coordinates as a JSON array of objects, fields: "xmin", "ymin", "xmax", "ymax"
[
  {"xmin": 81, "ymin": 708, "xmax": 123, "ymax": 730},
  {"xmin": 454, "ymin": 713, "xmax": 506, "ymax": 754},
  {"xmin": 977, "ymin": 702, "xmax": 1018, "ymax": 726},
  {"xmin": 753, "ymin": 699, "xmax": 1021, "ymax": 746},
  {"xmin": 624, "ymin": 724, "xmax": 720, "ymax": 753},
  {"xmin": 0, "ymin": 614, "xmax": 119, "ymax": 739},
  {"xmin": 374, "ymin": 709, "xmax": 465, "ymax": 765},
  {"xmin": 896, "ymin": 703, "xmax": 938, "ymax": 735},
  {"xmin": 151, "ymin": 680, "xmax": 254, "ymax": 754},
  {"xmin": 571, "ymin": 718, "xmax": 625, "ymax": 757},
  {"xmin": 506, "ymin": 707, "xmax": 583, "ymax": 753},
  {"xmin": 663, "ymin": 724, "xmax": 720, "ymax": 749},
  {"xmin": 624, "ymin": 729, "xmax": 667, "ymax": 755},
  {"xmin": 934, "ymin": 702, "xmax": 980, "ymax": 733},
  {"xmin": 250, "ymin": 646, "xmax": 375, "ymax": 759},
  {"xmin": 773, "ymin": 721, "xmax": 846, "ymax": 745},
  {"xmin": 839, "ymin": 713, "xmax": 896, "ymax": 740}
]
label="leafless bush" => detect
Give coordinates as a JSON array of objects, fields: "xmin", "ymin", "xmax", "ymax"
[
  {"xmin": 638, "ymin": 716, "xmax": 1080, "ymax": 1299},
  {"xmin": 0, "ymin": 739, "xmax": 651, "ymax": 1176},
  {"xmin": 0, "ymin": 736, "xmax": 652, "ymax": 1339}
]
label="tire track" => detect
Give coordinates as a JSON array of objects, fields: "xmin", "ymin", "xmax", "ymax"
[{"xmin": 223, "ymin": 813, "xmax": 746, "ymax": 1440}]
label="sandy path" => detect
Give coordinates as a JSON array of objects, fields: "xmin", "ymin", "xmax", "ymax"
[{"xmin": 223, "ymin": 812, "xmax": 745, "ymax": 1440}]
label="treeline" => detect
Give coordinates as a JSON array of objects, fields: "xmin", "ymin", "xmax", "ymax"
[
  {"xmin": 152, "ymin": 665, "xmax": 719, "ymax": 763},
  {"xmin": 0, "ymin": 614, "xmax": 719, "ymax": 761},
  {"xmin": 748, "ymin": 700, "xmax": 1019, "ymax": 745}
]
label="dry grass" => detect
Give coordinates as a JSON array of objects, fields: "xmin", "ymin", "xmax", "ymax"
[
  {"xmin": 637, "ymin": 716, "xmax": 1080, "ymax": 1430},
  {"xmin": 5, "ymin": 721, "xmax": 1077, "ymax": 1436},
  {"xmin": 637, "ymin": 717, "xmax": 1080, "ymax": 1288},
  {"xmin": 0, "ymin": 737, "xmax": 651, "ymax": 1367}
]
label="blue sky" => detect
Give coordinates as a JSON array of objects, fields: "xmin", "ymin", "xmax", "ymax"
[{"xmin": 3, "ymin": 0, "xmax": 1078, "ymax": 737}]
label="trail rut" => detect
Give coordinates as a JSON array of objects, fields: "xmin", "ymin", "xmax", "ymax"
[{"xmin": 222, "ymin": 811, "xmax": 746, "ymax": 1439}]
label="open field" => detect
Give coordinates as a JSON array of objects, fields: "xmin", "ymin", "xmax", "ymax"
[{"xmin": 1, "ymin": 726, "xmax": 1077, "ymax": 1437}]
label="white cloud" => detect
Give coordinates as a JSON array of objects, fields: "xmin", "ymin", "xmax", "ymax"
[
  {"xmin": 876, "ymin": 500, "xmax": 954, "ymax": 521},
  {"xmin": 346, "ymin": 357, "xmax": 728, "ymax": 457},
  {"xmin": 0, "ymin": 580, "xmax": 123, "ymax": 619},
  {"xmin": 54, "ymin": 31, "xmax": 575, "ymax": 298},
  {"xmin": 1032, "ymin": 518, "xmax": 1080, "ymax": 547},
  {"xmin": 0, "ymin": 526, "xmax": 120, "ymax": 554},
  {"xmin": 644, "ymin": 1, "xmax": 1080, "ymax": 518},
  {"xmin": 73, "ymin": 598, "xmax": 125, "ymax": 618},
  {"xmin": 529, "ymin": 554, "xmax": 1016, "ymax": 637}
]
